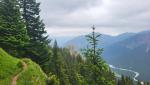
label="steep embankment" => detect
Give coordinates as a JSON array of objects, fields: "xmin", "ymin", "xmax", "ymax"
[
  {"xmin": 0, "ymin": 48, "xmax": 47, "ymax": 85},
  {"xmin": 11, "ymin": 61, "xmax": 27, "ymax": 85},
  {"xmin": 0, "ymin": 48, "xmax": 21, "ymax": 85},
  {"xmin": 17, "ymin": 58, "xmax": 47, "ymax": 85}
]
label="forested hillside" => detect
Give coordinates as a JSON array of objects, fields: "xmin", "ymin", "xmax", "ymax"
[{"xmin": 0, "ymin": 0, "xmax": 149, "ymax": 85}]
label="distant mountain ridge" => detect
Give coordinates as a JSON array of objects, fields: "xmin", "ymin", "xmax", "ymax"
[
  {"xmin": 64, "ymin": 32, "xmax": 136, "ymax": 49},
  {"xmin": 104, "ymin": 30, "xmax": 150, "ymax": 81},
  {"xmin": 64, "ymin": 30, "xmax": 150, "ymax": 81}
]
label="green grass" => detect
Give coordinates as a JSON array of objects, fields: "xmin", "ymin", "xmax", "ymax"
[
  {"xmin": 0, "ymin": 48, "xmax": 47, "ymax": 85},
  {"xmin": 17, "ymin": 58, "xmax": 47, "ymax": 85},
  {"xmin": 0, "ymin": 48, "xmax": 21, "ymax": 85}
]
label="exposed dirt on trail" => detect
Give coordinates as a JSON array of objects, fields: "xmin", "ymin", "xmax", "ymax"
[{"xmin": 11, "ymin": 61, "xmax": 27, "ymax": 85}]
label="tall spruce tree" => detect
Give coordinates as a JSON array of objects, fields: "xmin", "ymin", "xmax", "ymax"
[
  {"xmin": 0, "ymin": 0, "xmax": 29, "ymax": 57},
  {"xmin": 82, "ymin": 26, "xmax": 115, "ymax": 85},
  {"xmin": 19, "ymin": 0, "xmax": 50, "ymax": 66},
  {"xmin": 49, "ymin": 40, "xmax": 70, "ymax": 85}
]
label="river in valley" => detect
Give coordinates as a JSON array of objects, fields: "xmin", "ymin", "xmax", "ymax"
[{"xmin": 109, "ymin": 64, "xmax": 140, "ymax": 81}]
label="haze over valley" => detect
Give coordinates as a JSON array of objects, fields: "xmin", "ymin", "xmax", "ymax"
[{"xmin": 63, "ymin": 30, "xmax": 150, "ymax": 81}]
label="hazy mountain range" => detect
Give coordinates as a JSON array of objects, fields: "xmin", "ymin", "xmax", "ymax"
[{"xmin": 63, "ymin": 30, "xmax": 150, "ymax": 81}]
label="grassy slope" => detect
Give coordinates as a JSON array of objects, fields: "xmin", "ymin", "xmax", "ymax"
[
  {"xmin": 0, "ymin": 48, "xmax": 21, "ymax": 85},
  {"xmin": 0, "ymin": 48, "xmax": 47, "ymax": 85},
  {"xmin": 17, "ymin": 58, "xmax": 47, "ymax": 85}
]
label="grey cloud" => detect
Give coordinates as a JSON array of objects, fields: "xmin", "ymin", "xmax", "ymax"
[
  {"xmin": 37, "ymin": 0, "xmax": 101, "ymax": 27},
  {"xmin": 37, "ymin": 0, "xmax": 150, "ymax": 34},
  {"xmin": 38, "ymin": 0, "xmax": 99, "ymax": 12}
]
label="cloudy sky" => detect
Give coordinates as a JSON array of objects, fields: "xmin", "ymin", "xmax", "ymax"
[{"xmin": 37, "ymin": 0, "xmax": 150, "ymax": 37}]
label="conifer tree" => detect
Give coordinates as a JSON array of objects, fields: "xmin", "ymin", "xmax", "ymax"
[
  {"xmin": 19, "ymin": 0, "xmax": 48, "ymax": 43},
  {"xmin": 85, "ymin": 26, "xmax": 104, "ymax": 66},
  {"xmin": 0, "ymin": 0, "xmax": 29, "ymax": 56},
  {"xmin": 82, "ymin": 26, "xmax": 115, "ymax": 85},
  {"xmin": 19, "ymin": 0, "xmax": 50, "ymax": 66},
  {"xmin": 49, "ymin": 40, "xmax": 70, "ymax": 85}
]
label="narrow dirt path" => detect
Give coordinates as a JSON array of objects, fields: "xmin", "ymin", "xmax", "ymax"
[{"xmin": 11, "ymin": 61, "xmax": 27, "ymax": 85}]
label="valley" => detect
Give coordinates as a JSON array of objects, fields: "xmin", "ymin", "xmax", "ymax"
[
  {"xmin": 109, "ymin": 64, "xmax": 140, "ymax": 81},
  {"xmin": 63, "ymin": 30, "xmax": 150, "ymax": 81}
]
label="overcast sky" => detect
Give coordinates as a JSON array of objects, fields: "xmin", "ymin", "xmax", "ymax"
[{"xmin": 37, "ymin": 0, "xmax": 150, "ymax": 37}]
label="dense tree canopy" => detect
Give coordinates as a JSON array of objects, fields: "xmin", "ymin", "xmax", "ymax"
[
  {"xmin": 19, "ymin": 0, "xmax": 51, "ymax": 67},
  {"xmin": 0, "ymin": 0, "xmax": 29, "ymax": 57}
]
